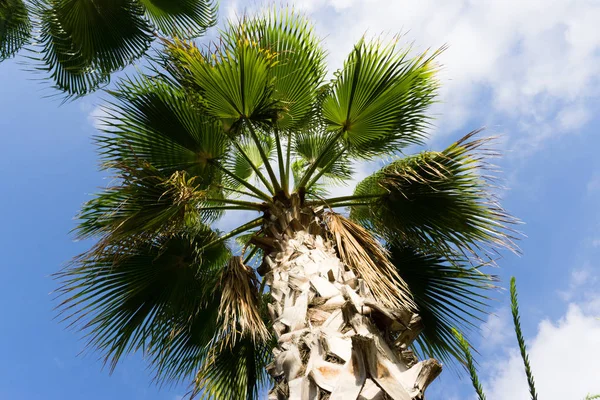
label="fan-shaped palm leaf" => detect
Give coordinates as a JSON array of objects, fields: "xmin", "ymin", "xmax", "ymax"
[
  {"xmin": 239, "ymin": 8, "xmax": 327, "ymax": 130},
  {"xmin": 351, "ymin": 131, "xmax": 518, "ymax": 259},
  {"xmin": 98, "ymin": 76, "xmax": 229, "ymax": 182},
  {"xmin": 28, "ymin": 0, "xmax": 216, "ymax": 96},
  {"xmin": 388, "ymin": 242, "xmax": 496, "ymax": 365},
  {"xmin": 0, "ymin": 0, "xmax": 31, "ymax": 60},
  {"xmin": 321, "ymin": 38, "xmax": 440, "ymax": 158},
  {"xmin": 76, "ymin": 163, "xmax": 229, "ymax": 250},
  {"xmin": 34, "ymin": 0, "xmax": 154, "ymax": 95},
  {"xmin": 192, "ymin": 334, "xmax": 272, "ymax": 400},
  {"xmin": 138, "ymin": 0, "xmax": 216, "ymax": 39},
  {"xmin": 163, "ymin": 36, "xmax": 278, "ymax": 128},
  {"xmin": 55, "ymin": 229, "xmax": 230, "ymax": 376}
]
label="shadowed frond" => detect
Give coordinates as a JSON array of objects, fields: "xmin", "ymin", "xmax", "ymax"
[
  {"xmin": 77, "ymin": 163, "xmax": 228, "ymax": 253},
  {"xmin": 293, "ymin": 126, "xmax": 353, "ymax": 184},
  {"xmin": 322, "ymin": 38, "xmax": 441, "ymax": 158},
  {"xmin": 33, "ymin": 0, "xmax": 154, "ymax": 96},
  {"xmin": 138, "ymin": 0, "xmax": 216, "ymax": 39},
  {"xmin": 25, "ymin": 0, "xmax": 216, "ymax": 96},
  {"xmin": 192, "ymin": 334, "xmax": 272, "ymax": 400},
  {"xmin": 98, "ymin": 76, "xmax": 229, "ymax": 182},
  {"xmin": 0, "ymin": 0, "xmax": 31, "ymax": 60},
  {"xmin": 388, "ymin": 243, "xmax": 496, "ymax": 365},
  {"xmin": 351, "ymin": 131, "xmax": 519, "ymax": 260},
  {"xmin": 217, "ymin": 256, "xmax": 270, "ymax": 346},
  {"xmin": 55, "ymin": 229, "xmax": 230, "ymax": 375},
  {"xmin": 325, "ymin": 212, "xmax": 415, "ymax": 311}
]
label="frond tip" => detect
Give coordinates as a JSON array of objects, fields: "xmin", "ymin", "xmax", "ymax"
[
  {"xmin": 325, "ymin": 212, "xmax": 415, "ymax": 311},
  {"xmin": 217, "ymin": 256, "xmax": 270, "ymax": 345},
  {"xmin": 452, "ymin": 328, "xmax": 486, "ymax": 400},
  {"xmin": 351, "ymin": 130, "xmax": 520, "ymax": 260}
]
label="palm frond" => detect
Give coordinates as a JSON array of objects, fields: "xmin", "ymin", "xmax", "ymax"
[
  {"xmin": 0, "ymin": 0, "xmax": 31, "ymax": 60},
  {"xmin": 293, "ymin": 125, "xmax": 353, "ymax": 184},
  {"xmin": 351, "ymin": 131, "xmax": 519, "ymax": 260},
  {"xmin": 217, "ymin": 256, "xmax": 270, "ymax": 346},
  {"xmin": 33, "ymin": 0, "xmax": 154, "ymax": 96},
  {"xmin": 223, "ymin": 132, "xmax": 275, "ymax": 190},
  {"xmin": 55, "ymin": 229, "xmax": 230, "ymax": 377},
  {"xmin": 162, "ymin": 35, "xmax": 277, "ymax": 128},
  {"xmin": 241, "ymin": 8, "xmax": 326, "ymax": 130},
  {"xmin": 192, "ymin": 334, "xmax": 272, "ymax": 400},
  {"xmin": 77, "ymin": 163, "xmax": 225, "ymax": 251},
  {"xmin": 98, "ymin": 75, "xmax": 229, "ymax": 183},
  {"xmin": 137, "ymin": 0, "xmax": 216, "ymax": 39},
  {"xmin": 388, "ymin": 243, "xmax": 496, "ymax": 365},
  {"xmin": 322, "ymin": 37, "xmax": 441, "ymax": 159},
  {"xmin": 325, "ymin": 212, "xmax": 415, "ymax": 311}
]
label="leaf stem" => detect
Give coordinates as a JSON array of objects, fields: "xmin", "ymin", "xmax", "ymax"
[
  {"xmin": 274, "ymin": 127, "xmax": 288, "ymax": 196},
  {"xmin": 201, "ymin": 217, "xmax": 263, "ymax": 250},
  {"xmin": 295, "ymin": 128, "xmax": 345, "ymax": 190},
  {"xmin": 230, "ymin": 135, "xmax": 275, "ymax": 194},
  {"xmin": 246, "ymin": 120, "xmax": 282, "ymax": 193},
  {"xmin": 209, "ymin": 161, "xmax": 272, "ymax": 202},
  {"xmin": 305, "ymin": 144, "xmax": 348, "ymax": 190}
]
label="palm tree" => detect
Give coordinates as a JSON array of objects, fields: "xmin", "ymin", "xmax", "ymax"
[
  {"xmin": 56, "ymin": 9, "xmax": 518, "ymax": 399},
  {"xmin": 0, "ymin": 0, "xmax": 216, "ymax": 95}
]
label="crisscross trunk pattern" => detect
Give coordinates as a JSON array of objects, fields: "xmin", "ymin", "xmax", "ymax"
[{"xmin": 255, "ymin": 194, "xmax": 442, "ymax": 399}]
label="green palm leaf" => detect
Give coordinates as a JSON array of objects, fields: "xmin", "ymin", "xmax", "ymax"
[
  {"xmin": 192, "ymin": 335, "xmax": 272, "ymax": 400},
  {"xmin": 224, "ymin": 133, "xmax": 275, "ymax": 188},
  {"xmin": 351, "ymin": 131, "xmax": 518, "ymax": 258},
  {"xmin": 293, "ymin": 125, "xmax": 353, "ymax": 185},
  {"xmin": 137, "ymin": 0, "xmax": 216, "ymax": 39},
  {"xmin": 322, "ymin": 38, "xmax": 440, "ymax": 158},
  {"xmin": 55, "ymin": 229, "xmax": 230, "ymax": 376},
  {"xmin": 0, "ymin": 0, "xmax": 31, "ymax": 60},
  {"xmin": 77, "ymin": 163, "xmax": 224, "ymax": 248},
  {"xmin": 34, "ymin": 0, "xmax": 154, "ymax": 95},
  {"xmin": 163, "ymin": 35, "xmax": 277, "ymax": 128},
  {"xmin": 241, "ymin": 9, "xmax": 326, "ymax": 130},
  {"xmin": 388, "ymin": 243, "xmax": 496, "ymax": 365},
  {"xmin": 98, "ymin": 75, "xmax": 228, "ymax": 183}
]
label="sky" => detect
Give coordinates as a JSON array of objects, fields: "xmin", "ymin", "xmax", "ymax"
[{"xmin": 1, "ymin": 0, "xmax": 599, "ymax": 399}]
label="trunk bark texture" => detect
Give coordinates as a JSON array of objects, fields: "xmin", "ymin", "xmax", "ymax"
[{"xmin": 255, "ymin": 194, "xmax": 441, "ymax": 400}]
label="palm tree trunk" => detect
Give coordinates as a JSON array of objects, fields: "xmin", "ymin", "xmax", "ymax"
[{"xmin": 256, "ymin": 194, "xmax": 441, "ymax": 400}]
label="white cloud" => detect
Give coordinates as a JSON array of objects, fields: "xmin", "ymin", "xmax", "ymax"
[
  {"xmin": 480, "ymin": 307, "xmax": 512, "ymax": 349},
  {"xmin": 557, "ymin": 104, "xmax": 592, "ymax": 131},
  {"xmin": 87, "ymin": 105, "xmax": 110, "ymax": 131},
  {"xmin": 231, "ymin": 0, "xmax": 600, "ymax": 145},
  {"xmin": 484, "ymin": 302, "xmax": 600, "ymax": 400},
  {"xmin": 558, "ymin": 265, "xmax": 596, "ymax": 301}
]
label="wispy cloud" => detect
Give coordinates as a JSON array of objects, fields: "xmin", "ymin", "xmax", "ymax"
[
  {"xmin": 480, "ymin": 307, "xmax": 512, "ymax": 349},
  {"xmin": 230, "ymin": 0, "xmax": 600, "ymax": 148},
  {"xmin": 484, "ymin": 301, "xmax": 600, "ymax": 399}
]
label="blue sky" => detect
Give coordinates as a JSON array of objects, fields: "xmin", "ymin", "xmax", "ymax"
[{"xmin": 1, "ymin": 1, "xmax": 600, "ymax": 399}]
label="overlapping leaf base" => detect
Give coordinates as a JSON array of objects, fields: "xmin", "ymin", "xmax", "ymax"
[{"xmin": 257, "ymin": 195, "xmax": 441, "ymax": 399}]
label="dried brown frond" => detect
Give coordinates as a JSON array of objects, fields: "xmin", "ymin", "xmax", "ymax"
[
  {"xmin": 160, "ymin": 170, "xmax": 204, "ymax": 206},
  {"xmin": 324, "ymin": 212, "xmax": 416, "ymax": 312},
  {"xmin": 217, "ymin": 256, "xmax": 270, "ymax": 346}
]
